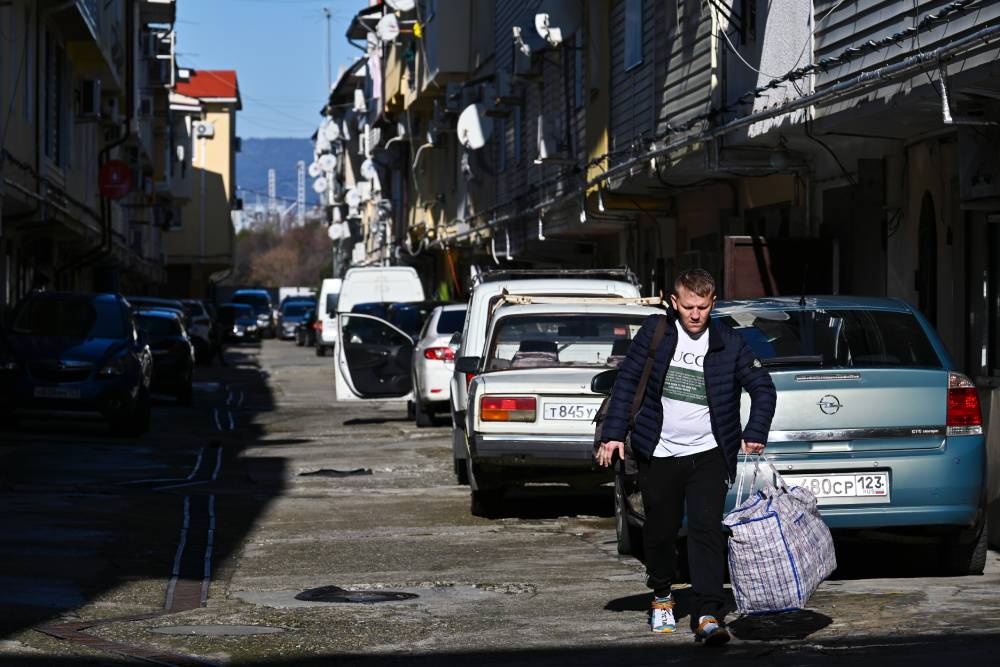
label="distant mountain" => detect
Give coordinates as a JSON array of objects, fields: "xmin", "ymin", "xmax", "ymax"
[{"xmin": 236, "ymin": 137, "xmax": 318, "ymax": 208}]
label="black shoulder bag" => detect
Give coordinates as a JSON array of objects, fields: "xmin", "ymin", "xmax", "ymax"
[{"xmin": 592, "ymin": 315, "xmax": 668, "ymax": 468}]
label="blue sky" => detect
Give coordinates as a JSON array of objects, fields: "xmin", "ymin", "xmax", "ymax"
[{"xmin": 176, "ymin": 0, "xmax": 361, "ymax": 139}]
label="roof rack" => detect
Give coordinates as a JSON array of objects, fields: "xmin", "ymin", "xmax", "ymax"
[
  {"xmin": 473, "ymin": 268, "xmax": 639, "ymax": 286},
  {"xmin": 499, "ymin": 294, "xmax": 663, "ymax": 307}
]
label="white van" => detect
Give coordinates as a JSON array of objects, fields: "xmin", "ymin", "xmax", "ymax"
[
  {"xmin": 448, "ymin": 269, "xmax": 642, "ymax": 483},
  {"xmin": 334, "ymin": 266, "xmax": 426, "ymax": 401},
  {"xmin": 315, "ymin": 278, "xmax": 343, "ymax": 357}
]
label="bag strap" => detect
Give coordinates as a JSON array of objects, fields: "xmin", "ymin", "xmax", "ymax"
[
  {"xmin": 735, "ymin": 453, "xmax": 789, "ymax": 507},
  {"xmin": 627, "ymin": 315, "xmax": 668, "ymax": 429}
]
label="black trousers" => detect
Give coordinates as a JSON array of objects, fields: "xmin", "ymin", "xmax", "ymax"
[{"xmin": 638, "ymin": 448, "xmax": 729, "ymax": 629}]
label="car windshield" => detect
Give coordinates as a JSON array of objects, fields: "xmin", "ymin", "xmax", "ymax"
[
  {"xmin": 436, "ymin": 309, "xmax": 466, "ymax": 334},
  {"xmin": 715, "ymin": 308, "xmax": 942, "ymax": 368},
  {"xmin": 183, "ymin": 302, "xmax": 206, "ymax": 319},
  {"xmin": 218, "ymin": 304, "xmax": 253, "ymax": 323},
  {"xmin": 233, "ymin": 293, "xmax": 270, "ymax": 313},
  {"xmin": 136, "ymin": 314, "xmax": 182, "ymax": 337},
  {"xmin": 13, "ymin": 296, "xmax": 126, "ymax": 339},
  {"xmin": 281, "ymin": 304, "xmax": 310, "ymax": 317},
  {"xmin": 485, "ymin": 313, "xmax": 649, "ymax": 370}
]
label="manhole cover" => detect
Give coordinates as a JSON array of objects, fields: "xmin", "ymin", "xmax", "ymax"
[
  {"xmin": 151, "ymin": 625, "xmax": 285, "ymax": 637},
  {"xmin": 295, "ymin": 586, "xmax": 418, "ymax": 604}
]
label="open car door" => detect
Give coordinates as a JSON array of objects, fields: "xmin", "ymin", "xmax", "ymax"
[{"xmin": 336, "ymin": 313, "xmax": 414, "ymax": 398}]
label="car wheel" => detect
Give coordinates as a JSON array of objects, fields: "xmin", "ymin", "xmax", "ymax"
[
  {"xmin": 454, "ymin": 457, "xmax": 469, "ymax": 485},
  {"xmin": 614, "ymin": 469, "xmax": 643, "ymax": 558},
  {"xmin": 941, "ymin": 516, "xmax": 988, "ymax": 576},
  {"xmin": 414, "ymin": 399, "xmax": 434, "ymax": 427},
  {"xmin": 470, "ymin": 487, "xmax": 504, "ymax": 518}
]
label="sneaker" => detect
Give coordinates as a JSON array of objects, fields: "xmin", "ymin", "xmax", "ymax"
[
  {"xmin": 694, "ymin": 615, "xmax": 730, "ymax": 646},
  {"xmin": 650, "ymin": 595, "xmax": 676, "ymax": 633}
]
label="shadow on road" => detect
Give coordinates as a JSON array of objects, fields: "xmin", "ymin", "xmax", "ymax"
[{"xmin": 0, "ymin": 345, "xmax": 287, "ymax": 644}]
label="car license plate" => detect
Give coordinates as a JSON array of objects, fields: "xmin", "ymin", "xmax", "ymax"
[
  {"xmin": 543, "ymin": 403, "xmax": 598, "ymax": 421},
  {"xmin": 34, "ymin": 386, "xmax": 82, "ymax": 400},
  {"xmin": 783, "ymin": 472, "xmax": 889, "ymax": 503}
]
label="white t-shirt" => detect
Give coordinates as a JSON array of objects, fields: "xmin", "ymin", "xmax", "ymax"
[{"xmin": 654, "ymin": 320, "xmax": 718, "ymax": 457}]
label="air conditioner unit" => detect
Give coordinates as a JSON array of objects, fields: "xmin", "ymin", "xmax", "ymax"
[
  {"xmin": 79, "ymin": 79, "xmax": 101, "ymax": 119},
  {"xmin": 535, "ymin": 112, "xmax": 571, "ymax": 163},
  {"xmin": 193, "ymin": 121, "xmax": 215, "ymax": 138}
]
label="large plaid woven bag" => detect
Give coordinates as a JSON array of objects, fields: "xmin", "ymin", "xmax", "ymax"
[{"xmin": 723, "ymin": 455, "xmax": 837, "ymax": 615}]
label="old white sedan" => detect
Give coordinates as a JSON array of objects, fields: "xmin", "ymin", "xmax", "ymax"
[{"xmin": 460, "ymin": 297, "xmax": 664, "ymax": 516}]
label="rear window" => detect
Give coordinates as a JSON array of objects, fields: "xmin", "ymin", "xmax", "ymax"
[
  {"xmin": 486, "ymin": 314, "xmax": 647, "ymax": 370},
  {"xmin": 436, "ymin": 309, "xmax": 466, "ymax": 334},
  {"xmin": 183, "ymin": 302, "xmax": 207, "ymax": 319},
  {"xmin": 13, "ymin": 297, "xmax": 126, "ymax": 339},
  {"xmin": 136, "ymin": 314, "xmax": 182, "ymax": 337},
  {"xmin": 715, "ymin": 309, "xmax": 942, "ymax": 368}
]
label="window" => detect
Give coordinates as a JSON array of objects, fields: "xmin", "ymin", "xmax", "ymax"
[
  {"xmin": 436, "ymin": 309, "xmax": 466, "ymax": 334},
  {"xmin": 486, "ymin": 314, "xmax": 648, "ymax": 370},
  {"xmin": 716, "ymin": 309, "xmax": 942, "ymax": 369},
  {"xmin": 624, "ymin": 0, "xmax": 643, "ymax": 71}
]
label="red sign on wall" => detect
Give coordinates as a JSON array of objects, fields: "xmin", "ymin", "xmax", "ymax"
[{"xmin": 98, "ymin": 160, "xmax": 133, "ymax": 199}]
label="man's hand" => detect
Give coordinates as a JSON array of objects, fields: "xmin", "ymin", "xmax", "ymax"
[
  {"xmin": 741, "ymin": 440, "xmax": 765, "ymax": 455},
  {"xmin": 596, "ymin": 440, "xmax": 624, "ymax": 467}
]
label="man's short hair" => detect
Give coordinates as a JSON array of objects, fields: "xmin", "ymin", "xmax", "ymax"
[{"xmin": 673, "ymin": 269, "xmax": 716, "ymax": 297}]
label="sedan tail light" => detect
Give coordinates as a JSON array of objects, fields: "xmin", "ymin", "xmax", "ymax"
[
  {"xmin": 465, "ymin": 372, "xmax": 475, "ymax": 388},
  {"xmin": 481, "ymin": 396, "xmax": 536, "ymax": 422},
  {"xmin": 947, "ymin": 372, "xmax": 982, "ymax": 436},
  {"xmin": 423, "ymin": 347, "xmax": 455, "ymax": 361},
  {"xmin": 313, "ymin": 320, "xmax": 323, "ymax": 331}
]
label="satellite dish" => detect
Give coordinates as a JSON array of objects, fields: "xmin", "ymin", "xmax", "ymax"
[
  {"xmin": 312, "ymin": 177, "xmax": 328, "ymax": 194},
  {"xmin": 345, "ymin": 188, "xmax": 361, "ymax": 208},
  {"xmin": 376, "ymin": 14, "xmax": 400, "ymax": 42},
  {"xmin": 512, "ymin": 9, "xmax": 548, "ymax": 56},
  {"xmin": 385, "ymin": 0, "xmax": 415, "ymax": 11},
  {"xmin": 322, "ymin": 121, "xmax": 341, "ymax": 142},
  {"xmin": 318, "ymin": 153, "xmax": 337, "ymax": 172},
  {"xmin": 360, "ymin": 159, "xmax": 378, "ymax": 181},
  {"xmin": 457, "ymin": 103, "xmax": 493, "ymax": 150},
  {"xmin": 328, "ymin": 222, "xmax": 349, "ymax": 241},
  {"xmin": 308, "ymin": 162, "xmax": 322, "ymax": 178},
  {"xmin": 534, "ymin": 0, "xmax": 582, "ymax": 47}
]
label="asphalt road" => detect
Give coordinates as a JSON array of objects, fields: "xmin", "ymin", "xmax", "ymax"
[{"xmin": 1, "ymin": 340, "xmax": 999, "ymax": 666}]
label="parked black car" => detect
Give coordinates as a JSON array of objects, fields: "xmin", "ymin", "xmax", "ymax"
[
  {"xmin": 217, "ymin": 303, "xmax": 260, "ymax": 342},
  {"xmin": 134, "ymin": 309, "xmax": 194, "ymax": 404},
  {"xmin": 295, "ymin": 308, "xmax": 317, "ymax": 347},
  {"xmin": 0, "ymin": 292, "xmax": 152, "ymax": 436},
  {"xmin": 232, "ymin": 289, "xmax": 275, "ymax": 338}
]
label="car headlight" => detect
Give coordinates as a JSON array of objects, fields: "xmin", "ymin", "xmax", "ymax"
[
  {"xmin": 98, "ymin": 356, "xmax": 128, "ymax": 377},
  {"xmin": 0, "ymin": 360, "xmax": 17, "ymax": 371},
  {"xmin": 257, "ymin": 314, "xmax": 269, "ymax": 324},
  {"xmin": 247, "ymin": 324, "xmax": 258, "ymax": 332}
]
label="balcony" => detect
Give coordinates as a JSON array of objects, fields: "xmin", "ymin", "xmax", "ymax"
[{"xmin": 58, "ymin": 0, "xmax": 124, "ymax": 92}]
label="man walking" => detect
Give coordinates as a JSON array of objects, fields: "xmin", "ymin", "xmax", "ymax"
[{"xmin": 596, "ymin": 269, "xmax": 776, "ymax": 645}]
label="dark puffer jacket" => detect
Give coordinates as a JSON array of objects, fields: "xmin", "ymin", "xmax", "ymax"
[{"xmin": 602, "ymin": 310, "xmax": 777, "ymax": 481}]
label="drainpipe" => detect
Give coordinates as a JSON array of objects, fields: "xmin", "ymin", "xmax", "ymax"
[
  {"xmin": 56, "ymin": 0, "xmax": 136, "ymax": 283},
  {"xmin": 938, "ymin": 65, "xmax": 999, "ymax": 127}
]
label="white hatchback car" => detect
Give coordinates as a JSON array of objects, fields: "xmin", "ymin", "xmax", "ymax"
[
  {"xmin": 412, "ymin": 304, "xmax": 467, "ymax": 426},
  {"xmin": 461, "ymin": 296, "xmax": 664, "ymax": 516}
]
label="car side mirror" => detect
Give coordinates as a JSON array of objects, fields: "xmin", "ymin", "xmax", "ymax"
[
  {"xmin": 455, "ymin": 356, "xmax": 480, "ymax": 374},
  {"xmin": 590, "ymin": 368, "xmax": 618, "ymax": 395}
]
